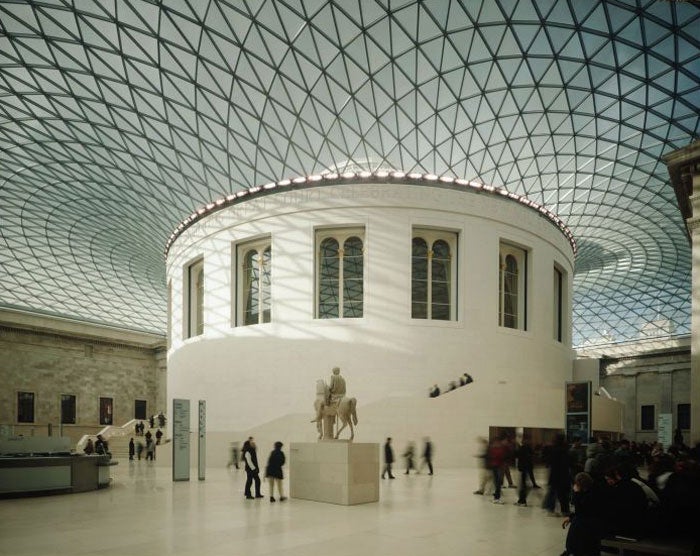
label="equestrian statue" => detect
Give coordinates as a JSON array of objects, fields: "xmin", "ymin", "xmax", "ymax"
[{"xmin": 311, "ymin": 366, "xmax": 358, "ymax": 441}]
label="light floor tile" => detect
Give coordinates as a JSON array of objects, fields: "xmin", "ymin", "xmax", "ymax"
[{"xmin": 0, "ymin": 463, "xmax": 566, "ymax": 556}]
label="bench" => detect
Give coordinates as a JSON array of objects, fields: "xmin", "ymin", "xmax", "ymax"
[{"xmin": 601, "ymin": 536, "xmax": 698, "ymax": 556}]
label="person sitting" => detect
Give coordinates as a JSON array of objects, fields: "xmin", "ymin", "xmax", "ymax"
[
  {"xmin": 429, "ymin": 384, "xmax": 440, "ymax": 398},
  {"xmin": 94, "ymin": 434, "xmax": 110, "ymax": 457},
  {"xmin": 84, "ymin": 438, "xmax": 95, "ymax": 455},
  {"xmin": 602, "ymin": 465, "xmax": 648, "ymax": 540}
]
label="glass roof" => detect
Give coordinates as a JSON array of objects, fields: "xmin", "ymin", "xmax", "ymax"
[{"xmin": 0, "ymin": 0, "xmax": 698, "ymax": 347}]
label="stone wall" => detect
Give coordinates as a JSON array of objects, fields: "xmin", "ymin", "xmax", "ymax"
[
  {"xmin": 599, "ymin": 345, "xmax": 691, "ymax": 443},
  {"xmin": 0, "ymin": 311, "xmax": 166, "ymax": 444}
]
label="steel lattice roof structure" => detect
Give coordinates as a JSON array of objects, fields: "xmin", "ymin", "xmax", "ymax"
[{"xmin": 1, "ymin": 0, "xmax": 699, "ymax": 347}]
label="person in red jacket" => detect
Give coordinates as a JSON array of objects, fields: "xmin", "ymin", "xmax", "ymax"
[{"xmin": 487, "ymin": 436, "xmax": 507, "ymax": 504}]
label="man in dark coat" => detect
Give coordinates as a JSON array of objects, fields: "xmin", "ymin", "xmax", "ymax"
[{"xmin": 243, "ymin": 437, "xmax": 263, "ymax": 499}]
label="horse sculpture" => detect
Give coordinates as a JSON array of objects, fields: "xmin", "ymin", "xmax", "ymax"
[{"xmin": 314, "ymin": 379, "xmax": 358, "ymax": 441}]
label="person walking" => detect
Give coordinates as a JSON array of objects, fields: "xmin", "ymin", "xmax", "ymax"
[
  {"xmin": 243, "ymin": 437, "xmax": 263, "ymax": 499},
  {"xmin": 419, "ymin": 437, "xmax": 434, "ymax": 475},
  {"xmin": 382, "ymin": 437, "xmax": 395, "ymax": 479},
  {"xmin": 514, "ymin": 437, "xmax": 536, "ymax": 506},
  {"xmin": 128, "ymin": 437, "xmax": 135, "ymax": 461},
  {"xmin": 264, "ymin": 441, "xmax": 287, "ymax": 502},
  {"xmin": 487, "ymin": 436, "xmax": 507, "ymax": 504},
  {"xmin": 403, "ymin": 441, "xmax": 416, "ymax": 474}
]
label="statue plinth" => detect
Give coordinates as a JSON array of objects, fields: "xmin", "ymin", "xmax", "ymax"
[{"xmin": 289, "ymin": 442, "xmax": 379, "ymax": 505}]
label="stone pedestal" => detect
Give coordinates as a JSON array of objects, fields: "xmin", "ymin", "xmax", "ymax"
[{"xmin": 289, "ymin": 442, "xmax": 379, "ymax": 505}]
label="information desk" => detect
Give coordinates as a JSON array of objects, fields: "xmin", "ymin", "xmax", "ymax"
[{"xmin": 0, "ymin": 454, "xmax": 117, "ymax": 498}]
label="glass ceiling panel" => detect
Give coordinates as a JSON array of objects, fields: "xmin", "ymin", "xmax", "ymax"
[{"xmin": 0, "ymin": 0, "xmax": 698, "ymax": 347}]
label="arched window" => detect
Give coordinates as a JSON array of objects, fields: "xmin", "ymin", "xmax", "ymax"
[
  {"xmin": 412, "ymin": 229, "xmax": 457, "ymax": 320},
  {"xmin": 237, "ymin": 239, "xmax": 271, "ymax": 325},
  {"xmin": 317, "ymin": 228, "xmax": 365, "ymax": 319},
  {"xmin": 185, "ymin": 258, "xmax": 204, "ymax": 338},
  {"xmin": 499, "ymin": 243, "xmax": 527, "ymax": 330}
]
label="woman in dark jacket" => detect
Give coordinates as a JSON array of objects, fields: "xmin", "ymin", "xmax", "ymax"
[
  {"xmin": 562, "ymin": 472, "xmax": 605, "ymax": 556},
  {"xmin": 265, "ymin": 441, "xmax": 286, "ymax": 502}
]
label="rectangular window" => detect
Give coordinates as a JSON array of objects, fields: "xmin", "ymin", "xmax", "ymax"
[
  {"xmin": 412, "ymin": 228, "xmax": 458, "ymax": 320},
  {"xmin": 236, "ymin": 238, "xmax": 272, "ymax": 325},
  {"xmin": 499, "ymin": 242, "xmax": 527, "ymax": 330},
  {"xmin": 678, "ymin": 403, "xmax": 690, "ymax": 430},
  {"xmin": 17, "ymin": 392, "xmax": 34, "ymax": 423},
  {"xmin": 135, "ymin": 400, "xmax": 147, "ymax": 420},
  {"xmin": 640, "ymin": 404, "xmax": 655, "ymax": 431},
  {"xmin": 185, "ymin": 258, "xmax": 204, "ymax": 338},
  {"xmin": 554, "ymin": 266, "xmax": 563, "ymax": 342},
  {"xmin": 316, "ymin": 228, "xmax": 365, "ymax": 319},
  {"xmin": 99, "ymin": 397, "xmax": 113, "ymax": 426},
  {"xmin": 61, "ymin": 394, "xmax": 76, "ymax": 424}
]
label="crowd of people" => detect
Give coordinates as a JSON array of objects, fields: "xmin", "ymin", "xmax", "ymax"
[
  {"xmin": 382, "ymin": 437, "xmax": 434, "ymax": 478},
  {"xmin": 474, "ymin": 433, "xmax": 700, "ymax": 555}
]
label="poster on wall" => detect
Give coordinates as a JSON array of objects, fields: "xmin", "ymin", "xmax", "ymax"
[
  {"xmin": 565, "ymin": 381, "xmax": 591, "ymax": 444},
  {"xmin": 172, "ymin": 398, "xmax": 190, "ymax": 482},
  {"xmin": 658, "ymin": 413, "xmax": 673, "ymax": 450}
]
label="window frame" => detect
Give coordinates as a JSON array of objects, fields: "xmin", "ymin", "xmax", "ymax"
[
  {"xmin": 236, "ymin": 237, "xmax": 272, "ymax": 326},
  {"xmin": 677, "ymin": 403, "xmax": 690, "ymax": 431},
  {"xmin": 184, "ymin": 257, "xmax": 204, "ymax": 339},
  {"xmin": 640, "ymin": 404, "xmax": 656, "ymax": 431},
  {"xmin": 315, "ymin": 227, "xmax": 365, "ymax": 319},
  {"xmin": 60, "ymin": 394, "xmax": 76, "ymax": 424},
  {"xmin": 411, "ymin": 227, "xmax": 458, "ymax": 321},
  {"xmin": 553, "ymin": 265, "xmax": 564, "ymax": 342},
  {"xmin": 17, "ymin": 391, "xmax": 35, "ymax": 423},
  {"xmin": 499, "ymin": 242, "xmax": 528, "ymax": 330}
]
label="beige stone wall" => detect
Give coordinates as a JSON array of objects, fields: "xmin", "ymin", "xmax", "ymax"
[
  {"xmin": 0, "ymin": 324, "xmax": 165, "ymax": 443},
  {"xmin": 600, "ymin": 348, "xmax": 691, "ymax": 443}
]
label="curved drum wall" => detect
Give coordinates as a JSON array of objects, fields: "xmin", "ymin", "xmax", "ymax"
[{"xmin": 166, "ymin": 183, "xmax": 575, "ymax": 433}]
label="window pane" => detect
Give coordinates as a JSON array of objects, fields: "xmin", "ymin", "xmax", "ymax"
[
  {"xmin": 641, "ymin": 405, "xmax": 655, "ymax": 430},
  {"xmin": 431, "ymin": 240, "xmax": 451, "ymax": 320},
  {"xmin": 244, "ymin": 250, "xmax": 260, "ymax": 325},
  {"xmin": 319, "ymin": 238, "xmax": 339, "ymax": 318},
  {"xmin": 17, "ymin": 392, "xmax": 34, "ymax": 423},
  {"xmin": 100, "ymin": 397, "xmax": 113, "ymax": 425},
  {"xmin": 343, "ymin": 237, "xmax": 363, "ymax": 318},
  {"xmin": 261, "ymin": 247, "xmax": 272, "ymax": 323},
  {"xmin": 412, "ymin": 238, "xmax": 428, "ymax": 318},
  {"xmin": 61, "ymin": 394, "xmax": 76, "ymax": 424},
  {"xmin": 678, "ymin": 403, "xmax": 690, "ymax": 430},
  {"xmin": 503, "ymin": 254, "xmax": 518, "ymax": 329},
  {"xmin": 195, "ymin": 268, "xmax": 204, "ymax": 335}
]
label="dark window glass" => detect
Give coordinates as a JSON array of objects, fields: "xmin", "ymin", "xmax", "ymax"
[
  {"xmin": 677, "ymin": 403, "xmax": 690, "ymax": 430},
  {"xmin": 61, "ymin": 394, "xmax": 76, "ymax": 424},
  {"xmin": 431, "ymin": 240, "xmax": 451, "ymax": 320},
  {"xmin": 100, "ymin": 397, "xmax": 113, "ymax": 425},
  {"xmin": 411, "ymin": 238, "xmax": 429, "ymax": 319},
  {"xmin": 641, "ymin": 405, "xmax": 655, "ymax": 431},
  {"xmin": 17, "ymin": 392, "xmax": 34, "ymax": 423},
  {"xmin": 135, "ymin": 400, "xmax": 147, "ymax": 420},
  {"xmin": 342, "ymin": 237, "xmax": 363, "ymax": 318},
  {"xmin": 318, "ymin": 238, "xmax": 340, "ymax": 318}
]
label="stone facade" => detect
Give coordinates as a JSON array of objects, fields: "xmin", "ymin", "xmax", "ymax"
[
  {"xmin": 598, "ymin": 342, "xmax": 691, "ymax": 443},
  {"xmin": 0, "ymin": 309, "xmax": 166, "ymax": 444}
]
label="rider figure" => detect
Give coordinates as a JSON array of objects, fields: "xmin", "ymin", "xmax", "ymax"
[{"xmin": 312, "ymin": 366, "xmax": 346, "ymax": 423}]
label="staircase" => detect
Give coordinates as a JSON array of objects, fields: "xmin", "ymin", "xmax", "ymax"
[{"xmin": 76, "ymin": 418, "xmax": 168, "ymax": 460}]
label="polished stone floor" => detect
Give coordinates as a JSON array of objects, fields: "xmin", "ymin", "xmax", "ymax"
[{"xmin": 0, "ymin": 463, "xmax": 567, "ymax": 556}]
